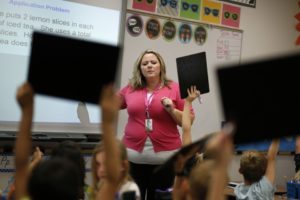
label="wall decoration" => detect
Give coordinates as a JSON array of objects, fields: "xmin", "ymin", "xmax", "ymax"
[
  {"xmin": 157, "ymin": 0, "xmax": 179, "ymax": 17},
  {"xmin": 216, "ymin": 29, "xmax": 242, "ymax": 60},
  {"xmin": 194, "ymin": 25, "xmax": 207, "ymax": 45},
  {"xmin": 126, "ymin": 15, "xmax": 144, "ymax": 37},
  {"xmin": 221, "ymin": 4, "xmax": 240, "ymax": 28},
  {"xmin": 145, "ymin": 18, "xmax": 161, "ymax": 39},
  {"xmin": 296, "ymin": 1, "xmax": 300, "ymax": 45},
  {"xmin": 162, "ymin": 21, "xmax": 177, "ymax": 41},
  {"xmin": 179, "ymin": 0, "xmax": 201, "ymax": 20},
  {"xmin": 218, "ymin": 0, "xmax": 256, "ymax": 8},
  {"xmin": 132, "ymin": 0, "xmax": 157, "ymax": 13},
  {"xmin": 178, "ymin": 23, "xmax": 192, "ymax": 44},
  {"xmin": 201, "ymin": 0, "xmax": 222, "ymax": 25}
]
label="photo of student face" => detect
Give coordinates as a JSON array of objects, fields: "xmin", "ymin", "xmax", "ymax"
[
  {"xmin": 126, "ymin": 15, "xmax": 143, "ymax": 37},
  {"xmin": 194, "ymin": 26, "xmax": 207, "ymax": 45},
  {"xmin": 178, "ymin": 23, "xmax": 192, "ymax": 44},
  {"xmin": 145, "ymin": 18, "xmax": 161, "ymax": 39},
  {"xmin": 162, "ymin": 21, "xmax": 176, "ymax": 41}
]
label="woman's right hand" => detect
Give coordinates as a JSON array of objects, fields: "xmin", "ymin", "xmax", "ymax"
[{"xmin": 161, "ymin": 97, "xmax": 174, "ymax": 112}]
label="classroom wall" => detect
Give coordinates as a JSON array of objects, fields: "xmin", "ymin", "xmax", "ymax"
[
  {"xmin": 117, "ymin": 0, "xmax": 300, "ymax": 140},
  {"xmin": 239, "ymin": 0, "xmax": 299, "ymax": 62},
  {"xmin": 227, "ymin": 0, "xmax": 300, "ymax": 188},
  {"xmin": 117, "ymin": 0, "xmax": 300, "ymax": 189},
  {"xmin": 1, "ymin": 0, "xmax": 299, "ymax": 193}
]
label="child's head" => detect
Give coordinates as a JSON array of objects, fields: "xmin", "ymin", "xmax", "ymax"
[
  {"xmin": 91, "ymin": 139, "xmax": 130, "ymax": 189},
  {"xmin": 51, "ymin": 141, "xmax": 85, "ymax": 199},
  {"xmin": 239, "ymin": 150, "xmax": 267, "ymax": 183},
  {"xmin": 188, "ymin": 160, "xmax": 216, "ymax": 200},
  {"xmin": 51, "ymin": 141, "xmax": 85, "ymax": 184},
  {"xmin": 28, "ymin": 157, "xmax": 80, "ymax": 200}
]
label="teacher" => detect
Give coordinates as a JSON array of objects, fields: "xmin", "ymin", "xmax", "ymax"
[{"xmin": 118, "ymin": 49, "xmax": 194, "ymax": 200}]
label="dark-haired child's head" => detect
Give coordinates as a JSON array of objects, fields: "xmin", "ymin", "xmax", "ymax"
[
  {"xmin": 28, "ymin": 157, "xmax": 80, "ymax": 200},
  {"xmin": 51, "ymin": 141, "xmax": 85, "ymax": 198}
]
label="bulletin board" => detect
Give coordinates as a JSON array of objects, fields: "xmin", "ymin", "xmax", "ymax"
[{"xmin": 118, "ymin": 7, "xmax": 244, "ymax": 139}]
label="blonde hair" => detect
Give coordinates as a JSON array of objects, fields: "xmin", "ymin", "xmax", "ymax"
[
  {"xmin": 294, "ymin": 170, "xmax": 300, "ymax": 180},
  {"xmin": 91, "ymin": 140, "xmax": 132, "ymax": 195},
  {"xmin": 129, "ymin": 49, "xmax": 171, "ymax": 90},
  {"xmin": 189, "ymin": 160, "xmax": 215, "ymax": 200},
  {"xmin": 240, "ymin": 150, "xmax": 267, "ymax": 183}
]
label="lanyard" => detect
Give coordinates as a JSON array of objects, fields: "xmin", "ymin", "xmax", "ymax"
[
  {"xmin": 144, "ymin": 84, "xmax": 161, "ymax": 119},
  {"xmin": 145, "ymin": 92, "xmax": 154, "ymax": 119}
]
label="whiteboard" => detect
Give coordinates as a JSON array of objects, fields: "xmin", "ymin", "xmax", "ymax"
[
  {"xmin": 118, "ymin": 10, "xmax": 243, "ymax": 140},
  {"xmin": 0, "ymin": 0, "xmax": 124, "ymax": 134}
]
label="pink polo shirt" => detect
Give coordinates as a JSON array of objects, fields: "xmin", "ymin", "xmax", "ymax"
[{"xmin": 119, "ymin": 82, "xmax": 193, "ymax": 152}]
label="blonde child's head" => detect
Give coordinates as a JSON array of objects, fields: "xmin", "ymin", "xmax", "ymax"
[
  {"xmin": 189, "ymin": 160, "xmax": 227, "ymax": 200},
  {"xmin": 91, "ymin": 139, "xmax": 131, "ymax": 192},
  {"xmin": 239, "ymin": 151, "xmax": 267, "ymax": 183}
]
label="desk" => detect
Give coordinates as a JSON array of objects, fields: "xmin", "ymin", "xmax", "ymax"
[{"xmin": 225, "ymin": 186, "xmax": 287, "ymax": 200}]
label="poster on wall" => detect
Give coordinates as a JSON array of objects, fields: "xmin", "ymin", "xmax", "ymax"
[
  {"xmin": 132, "ymin": 0, "xmax": 157, "ymax": 12},
  {"xmin": 126, "ymin": 15, "xmax": 144, "ymax": 37},
  {"xmin": 221, "ymin": 4, "xmax": 240, "ymax": 28},
  {"xmin": 296, "ymin": 2, "xmax": 300, "ymax": 45},
  {"xmin": 157, "ymin": 0, "xmax": 179, "ymax": 17},
  {"xmin": 194, "ymin": 25, "xmax": 207, "ymax": 45},
  {"xmin": 201, "ymin": 0, "xmax": 222, "ymax": 25},
  {"xmin": 178, "ymin": 23, "xmax": 192, "ymax": 44},
  {"xmin": 218, "ymin": 0, "xmax": 256, "ymax": 8},
  {"xmin": 179, "ymin": 0, "xmax": 201, "ymax": 20},
  {"xmin": 145, "ymin": 18, "xmax": 161, "ymax": 39},
  {"xmin": 162, "ymin": 21, "xmax": 177, "ymax": 41}
]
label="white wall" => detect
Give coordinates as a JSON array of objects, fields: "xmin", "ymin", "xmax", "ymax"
[
  {"xmin": 117, "ymin": 0, "xmax": 300, "ymax": 189},
  {"xmin": 118, "ymin": 0, "xmax": 300, "ymax": 140},
  {"xmin": 240, "ymin": 0, "xmax": 299, "ymax": 61},
  {"xmin": 228, "ymin": 0, "xmax": 300, "ymax": 188}
]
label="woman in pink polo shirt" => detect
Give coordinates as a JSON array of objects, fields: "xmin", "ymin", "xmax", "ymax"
[{"xmin": 118, "ymin": 49, "xmax": 194, "ymax": 200}]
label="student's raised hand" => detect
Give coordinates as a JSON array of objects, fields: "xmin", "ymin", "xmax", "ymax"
[
  {"xmin": 29, "ymin": 147, "xmax": 43, "ymax": 172},
  {"xmin": 99, "ymin": 84, "xmax": 120, "ymax": 123},
  {"xmin": 205, "ymin": 126, "xmax": 234, "ymax": 166},
  {"xmin": 174, "ymin": 145, "xmax": 200, "ymax": 175},
  {"xmin": 186, "ymin": 85, "xmax": 200, "ymax": 103},
  {"xmin": 16, "ymin": 82, "xmax": 34, "ymax": 110}
]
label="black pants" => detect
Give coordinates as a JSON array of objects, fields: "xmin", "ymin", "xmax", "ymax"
[{"xmin": 129, "ymin": 162, "xmax": 174, "ymax": 200}]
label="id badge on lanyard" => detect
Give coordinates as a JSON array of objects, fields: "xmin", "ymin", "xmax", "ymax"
[
  {"xmin": 145, "ymin": 92, "xmax": 154, "ymax": 132},
  {"xmin": 145, "ymin": 119, "xmax": 153, "ymax": 132},
  {"xmin": 145, "ymin": 110, "xmax": 153, "ymax": 132}
]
